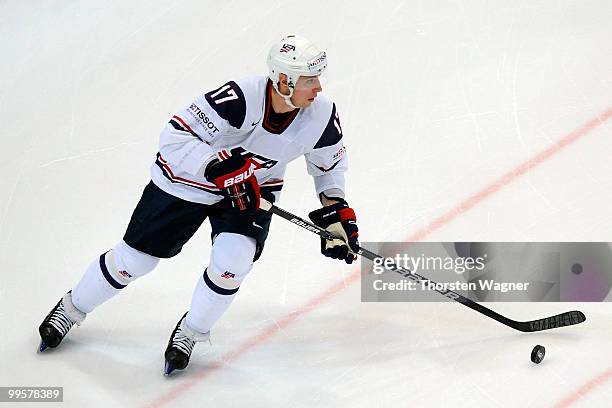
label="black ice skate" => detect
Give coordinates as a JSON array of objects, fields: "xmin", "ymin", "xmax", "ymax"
[
  {"xmin": 164, "ymin": 312, "xmax": 209, "ymax": 376},
  {"xmin": 38, "ymin": 291, "xmax": 86, "ymax": 352}
]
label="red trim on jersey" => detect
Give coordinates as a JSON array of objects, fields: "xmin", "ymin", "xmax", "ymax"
[
  {"xmin": 172, "ymin": 115, "xmax": 196, "ymax": 135},
  {"xmin": 157, "ymin": 154, "xmax": 218, "ymax": 189},
  {"xmin": 218, "ymin": 150, "xmax": 231, "ymax": 160}
]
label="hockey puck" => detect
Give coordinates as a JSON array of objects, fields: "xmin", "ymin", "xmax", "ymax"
[{"xmin": 531, "ymin": 345, "xmax": 545, "ymax": 364}]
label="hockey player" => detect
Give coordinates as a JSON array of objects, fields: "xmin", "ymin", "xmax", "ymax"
[{"xmin": 38, "ymin": 35, "xmax": 360, "ymax": 375}]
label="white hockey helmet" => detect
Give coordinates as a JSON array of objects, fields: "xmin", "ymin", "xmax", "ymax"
[{"xmin": 267, "ymin": 35, "xmax": 327, "ymax": 98}]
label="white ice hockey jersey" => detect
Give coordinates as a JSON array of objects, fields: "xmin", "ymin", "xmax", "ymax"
[{"xmin": 150, "ymin": 75, "xmax": 348, "ymax": 204}]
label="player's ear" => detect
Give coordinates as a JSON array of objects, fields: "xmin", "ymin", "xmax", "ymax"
[{"xmin": 277, "ymin": 73, "xmax": 289, "ymax": 93}]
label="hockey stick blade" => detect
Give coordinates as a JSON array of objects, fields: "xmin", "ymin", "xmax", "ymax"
[
  {"xmin": 260, "ymin": 199, "xmax": 587, "ymax": 332},
  {"xmin": 517, "ymin": 310, "xmax": 586, "ymax": 332}
]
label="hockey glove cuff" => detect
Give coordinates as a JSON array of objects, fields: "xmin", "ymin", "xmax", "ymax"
[
  {"xmin": 205, "ymin": 155, "xmax": 260, "ymax": 212},
  {"xmin": 308, "ymin": 200, "xmax": 359, "ymax": 264}
]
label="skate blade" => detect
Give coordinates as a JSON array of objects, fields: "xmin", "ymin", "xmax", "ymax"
[
  {"xmin": 38, "ymin": 340, "xmax": 49, "ymax": 353},
  {"xmin": 164, "ymin": 361, "xmax": 176, "ymax": 376}
]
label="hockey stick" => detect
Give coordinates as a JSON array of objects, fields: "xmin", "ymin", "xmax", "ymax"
[{"xmin": 260, "ymin": 199, "xmax": 586, "ymax": 332}]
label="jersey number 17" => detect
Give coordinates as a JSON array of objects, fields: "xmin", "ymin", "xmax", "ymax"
[{"xmin": 208, "ymin": 84, "xmax": 239, "ymax": 104}]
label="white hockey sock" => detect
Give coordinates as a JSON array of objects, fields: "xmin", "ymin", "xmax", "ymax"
[
  {"xmin": 186, "ymin": 273, "xmax": 238, "ymax": 334},
  {"xmin": 71, "ymin": 255, "xmax": 121, "ymax": 314},
  {"xmin": 185, "ymin": 233, "xmax": 256, "ymax": 333},
  {"xmin": 72, "ymin": 241, "xmax": 159, "ymax": 314}
]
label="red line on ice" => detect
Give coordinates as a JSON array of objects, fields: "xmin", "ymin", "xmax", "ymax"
[
  {"xmin": 552, "ymin": 367, "xmax": 612, "ymax": 408},
  {"xmin": 406, "ymin": 106, "xmax": 612, "ymax": 242},
  {"xmin": 143, "ymin": 106, "xmax": 612, "ymax": 408}
]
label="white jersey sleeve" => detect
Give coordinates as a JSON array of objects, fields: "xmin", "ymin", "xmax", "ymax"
[
  {"xmin": 159, "ymin": 80, "xmax": 249, "ymax": 177},
  {"xmin": 304, "ymin": 103, "xmax": 348, "ymax": 199}
]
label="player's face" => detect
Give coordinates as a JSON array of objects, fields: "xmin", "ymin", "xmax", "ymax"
[{"xmin": 291, "ymin": 75, "xmax": 322, "ymax": 108}]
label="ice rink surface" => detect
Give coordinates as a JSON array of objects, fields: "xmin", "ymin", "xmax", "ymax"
[{"xmin": 1, "ymin": 0, "xmax": 611, "ymax": 406}]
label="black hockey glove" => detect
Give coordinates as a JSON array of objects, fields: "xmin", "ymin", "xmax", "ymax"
[
  {"xmin": 308, "ymin": 200, "xmax": 359, "ymax": 264},
  {"xmin": 205, "ymin": 155, "xmax": 260, "ymax": 211}
]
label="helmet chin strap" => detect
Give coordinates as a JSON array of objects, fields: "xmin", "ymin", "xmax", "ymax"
[{"xmin": 272, "ymin": 82, "xmax": 299, "ymax": 110}]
